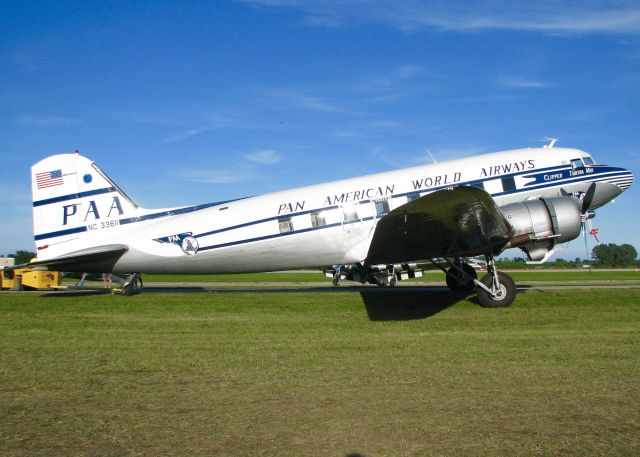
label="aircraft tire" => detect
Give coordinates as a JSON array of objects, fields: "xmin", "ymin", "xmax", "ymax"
[
  {"xmin": 445, "ymin": 263, "xmax": 477, "ymax": 292},
  {"xmin": 122, "ymin": 283, "xmax": 134, "ymax": 296},
  {"xmin": 477, "ymin": 272, "xmax": 516, "ymax": 308}
]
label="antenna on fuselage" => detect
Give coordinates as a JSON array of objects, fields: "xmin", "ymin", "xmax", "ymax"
[
  {"xmin": 426, "ymin": 148, "xmax": 437, "ymax": 164},
  {"xmin": 542, "ymin": 137, "xmax": 558, "ymax": 148}
]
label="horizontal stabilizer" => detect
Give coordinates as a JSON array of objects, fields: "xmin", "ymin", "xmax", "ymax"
[
  {"xmin": 366, "ymin": 187, "xmax": 512, "ymax": 264},
  {"xmin": 11, "ymin": 244, "xmax": 129, "ymax": 273}
]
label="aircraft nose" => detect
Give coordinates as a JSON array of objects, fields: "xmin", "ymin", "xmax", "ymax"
[
  {"xmin": 586, "ymin": 167, "xmax": 633, "ymax": 210},
  {"xmin": 610, "ymin": 167, "xmax": 634, "ymax": 192}
]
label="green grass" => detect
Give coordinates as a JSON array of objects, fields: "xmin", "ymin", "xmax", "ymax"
[
  {"xmin": 505, "ymin": 270, "xmax": 640, "ymax": 281},
  {"xmin": 1, "ymin": 289, "xmax": 639, "ymax": 456}
]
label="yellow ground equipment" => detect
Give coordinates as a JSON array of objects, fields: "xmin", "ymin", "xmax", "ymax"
[{"xmin": 1, "ymin": 267, "xmax": 61, "ymax": 290}]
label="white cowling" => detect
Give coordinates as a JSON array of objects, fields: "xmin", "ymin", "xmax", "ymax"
[{"xmin": 499, "ymin": 197, "xmax": 582, "ymax": 261}]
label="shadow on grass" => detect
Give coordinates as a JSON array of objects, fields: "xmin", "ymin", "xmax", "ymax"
[
  {"xmin": 41, "ymin": 289, "xmax": 112, "ymax": 297},
  {"xmin": 38, "ymin": 285, "xmax": 471, "ymax": 321},
  {"xmin": 360, "ymin": 288, "xmax": 471, "ymax": 321}
]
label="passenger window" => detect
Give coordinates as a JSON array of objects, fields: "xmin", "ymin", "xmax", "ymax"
[
  {"xmin": 342, "ymin": 205, "xmax": 358, "ymax": 223},
  {"xmin": 571, "ymin": 158, "xmax": 584, "ymax": 169},
  {"xmin": 310, "ymin": 211, "xmax": 326, "ymax": 228},
  {"xmin": 278, "ymin": 217, "xmax": 293, "ymax": 233},
  {"xmin": 374, "ymin": 199, "xmax": 390, "ymax": 217}
]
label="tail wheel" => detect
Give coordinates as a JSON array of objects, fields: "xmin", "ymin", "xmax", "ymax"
[
  {"xmin": 122, "ymin": 283, "xmax": 134, "ymax": 296},
  {"xmin": 445, "ymin": 263, "xmax": 477, "ymax": 292},
  {"xmin": 477, "ymin": 272, "xmax": 516, "ymax": 308}
]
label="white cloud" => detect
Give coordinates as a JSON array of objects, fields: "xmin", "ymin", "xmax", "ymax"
[
  {"xmin": 17, "ymin": 115, "xmax": 79, "ymax": 127},
  {"xmin": 426, "ymin": 145, "xmax": 488, "ymax": 161},
  {"xmin": 452, "ymin": 94, "xmax": 521, "ymax": 103},
  {"xmin": 395, "ymin": 64, "xmax": 421, "ymax": 79},
  {"xmin": 176, "ymin": 168, "xmax": 260, "ymax": 184},
  {"xmin": 176, "ymin": 148, "xmax": 283, "ymax": 185},
  {"xmin": 237, "ymin": 1, "xmax": 640, "ymax": 35},
  {"xmin": 497, "ymin": 77, "xmax": 550, "ymax": 89},
  {"xmin": 262, "ymin": 87, "xmax": 354, "ymax": 113},
  {"xmin": 161, "ymin": 112, "xmax": 280, "ymax": 143},
  {"xmin": 163, "ymin": 126, "xmax": 216, "ymax": 143},
  {"xmin": 243, "ymin": 149, "xmax": 283, "ymax": 164},
  {"xmin": 162, "ymin": 115, "xmax": 234, "ymax": 142}
]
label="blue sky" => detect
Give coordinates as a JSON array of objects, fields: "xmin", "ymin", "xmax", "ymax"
[{"xmin": 1, "ymin": 0, "xmax": 639, "ymax": 260}]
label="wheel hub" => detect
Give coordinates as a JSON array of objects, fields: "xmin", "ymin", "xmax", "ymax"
[{"xmin": 491, "ymin": 283, "xmax": 507, "ymax": 301}]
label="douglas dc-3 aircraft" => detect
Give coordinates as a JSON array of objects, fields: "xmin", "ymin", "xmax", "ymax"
[{"xmin": 26, "ymin": 144, "xmax": 632, "ymax": 306}]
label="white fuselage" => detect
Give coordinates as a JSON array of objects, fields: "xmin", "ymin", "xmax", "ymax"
[{"xmin": 32, "ymin": 147, "xmax": 633, "ymax": 274}]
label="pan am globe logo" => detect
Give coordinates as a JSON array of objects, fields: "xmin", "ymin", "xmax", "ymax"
[
  {"xmin": 153, "ymin": 232, "xmax": 199, "ymax": 255},
  {"xmin": 181, "ymin": 236, "xmax": 199, "ymax": 255}
]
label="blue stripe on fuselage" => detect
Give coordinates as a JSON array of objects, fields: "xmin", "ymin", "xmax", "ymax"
[
  {"xmin": 34, "ymin": 225, "xmax": 87, "ymax": 241},
  {"xmin": 119, "ymin": 201, "xmax": 232, "ymax": 226},
  {"xmin": 33, "ymin": 165, "xmax": 623, "ymax": 242}
]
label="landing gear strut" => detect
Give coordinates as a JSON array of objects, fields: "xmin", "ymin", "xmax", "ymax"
[
  {"xmin": 437, "ymin": 256, "xmax": 517, "ymax": 307},
  {"xmin": 475, "ymin": 257, "xmax": 516, "ymax": 307},
  {"xmin": 445, "ymin": 259, "xmax": 477, "ymax": 292}
]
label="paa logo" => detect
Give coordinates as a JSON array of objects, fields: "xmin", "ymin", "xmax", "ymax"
[
  {"xmin": 62, "ymin": 196, "xmax": 124, "ymax": 225},
  {"xmin": 154, "ymin": 232, "xmax": 199, "ymax": 255}
]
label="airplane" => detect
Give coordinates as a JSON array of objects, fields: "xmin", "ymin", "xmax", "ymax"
[{"xmin": 24, "ymin": 143, "xmax": 632, "ymax": 306}]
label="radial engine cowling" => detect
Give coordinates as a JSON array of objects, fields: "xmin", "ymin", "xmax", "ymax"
[{"xmin": 499, "ymin": 197, "xmax": 582, "ymax": 261}]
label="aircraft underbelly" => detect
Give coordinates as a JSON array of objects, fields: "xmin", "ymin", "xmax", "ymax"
[{"xmin": 113, "ymin": 224, "xmax": 373, "ymax": 274}]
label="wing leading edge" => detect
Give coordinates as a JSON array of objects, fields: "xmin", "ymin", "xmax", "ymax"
[{"xmin": 366, "ymin": 187, "xmax": 513, "ymax": 265}]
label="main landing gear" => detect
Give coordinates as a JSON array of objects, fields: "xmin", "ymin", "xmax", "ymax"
[
  {"xmin": 475, "ymin": 269, "xmax": 516, "ymax": 308},
  {"xmin": 445, "ymin": 259, "xmax": 477, "ymax": 292},
  {"xmin": 114, "ymin": 273, "xmax": 143, "ymax": 296},
  {"xmin": 441, "ymin": 256, "xmax": 517, "ymax": 307}
]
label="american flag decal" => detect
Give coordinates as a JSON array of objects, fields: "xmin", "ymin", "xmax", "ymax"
[{"xmin": 36, "ymin": 169, "xmax": 64, "ymax": 189}]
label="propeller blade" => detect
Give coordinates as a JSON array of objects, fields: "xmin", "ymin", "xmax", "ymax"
[
  {"xmin": 581, "ymin": 183, "xmax": 596, "ymax": 212},
  {"xmin": 582, "ymin": 219, "xmax": 593, "ymax": 272},
  {"xmin": 559, "ymin": 188, "xmax": 570, "ymax": 197}
]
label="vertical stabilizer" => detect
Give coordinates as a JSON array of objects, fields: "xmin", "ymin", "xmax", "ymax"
[{"xmin": 32, "ymin": 152, "xmax": 141, "ymax": 260}]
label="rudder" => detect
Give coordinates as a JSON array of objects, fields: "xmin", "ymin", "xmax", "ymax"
[{"xmin": 32, "ymin": 152, "xmax": 141, "ymax": 260}]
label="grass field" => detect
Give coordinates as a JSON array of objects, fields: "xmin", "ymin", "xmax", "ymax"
[{"xmin": 1, "ymin": 288, "xmax": 639, "ymax": 456}]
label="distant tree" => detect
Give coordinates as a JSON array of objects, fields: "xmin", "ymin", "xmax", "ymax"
[
  {"xmin": 592, "ymin": 243, "xmax": 638, "ymax": 267},
  {"xmin": 9, "ymin": 250, "xmax": 36, "ymax": 265}
]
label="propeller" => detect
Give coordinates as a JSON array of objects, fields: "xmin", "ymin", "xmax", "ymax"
[
  {"xmin": 559, "ymin": 182, "xmax": 596, "ymax": 214},
  {"xmin": 580, "ymin": 183, "xmax": 597, "ymax": 272},
  {"xmin": 560, "ymin": 183, "xmax": 598, "ymax": 271},
  {"xmin": 580, "ymin": 182, "xmax": 596, "ymax": 213}
]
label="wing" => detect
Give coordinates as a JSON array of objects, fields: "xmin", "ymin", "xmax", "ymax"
[
  {"xmin": 10, "ymin": 244, "xmax": 128, "ymax": 273},
  {"xmin": 366, "ymin": 187, "xmax": 513, "ymax": 264}
]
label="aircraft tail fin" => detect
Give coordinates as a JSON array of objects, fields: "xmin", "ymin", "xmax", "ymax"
[{"xmin": 32, "ymin": 152, "xmax": 142, "ymax": 260}]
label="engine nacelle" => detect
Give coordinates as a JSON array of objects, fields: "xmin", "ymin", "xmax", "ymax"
[{"xmin": 499, "ymin": 197, "xmax": 582, "ymax": 261}]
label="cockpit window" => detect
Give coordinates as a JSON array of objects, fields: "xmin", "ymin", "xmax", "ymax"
[
  {"xmin": 570, "ymin": 158, "xmax": 584, "ymax": 169},
  {"xmin": 583, "ymin": 156, "xmax": 595, "ymax": 166}
]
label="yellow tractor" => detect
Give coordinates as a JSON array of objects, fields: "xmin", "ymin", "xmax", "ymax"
[{"xmin": 1, "ymin": 267, "xmax": 61, "ymax": 291}]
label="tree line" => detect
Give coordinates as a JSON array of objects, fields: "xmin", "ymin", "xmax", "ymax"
[
  {"xmin": 1, "ymin": 250, "xmax": 37, "ymax": 265},
  {"xmin": 490, "ymin": 243, "xmax": 638, "ymax": 268},
  {"xmin": 591, "ymin": 243, "xmax": 638, "ymax": 267}
]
